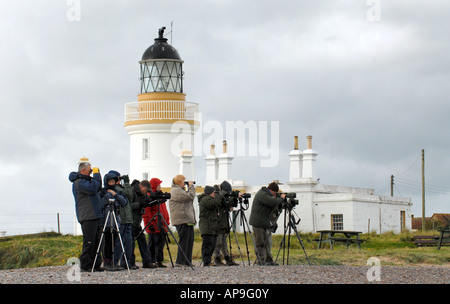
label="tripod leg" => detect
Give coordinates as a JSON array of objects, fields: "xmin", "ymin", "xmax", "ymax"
[
  {"xmin": 160, "ymin": 217, "xmax": 194, "ymax": 271},
  {"xmin": 132, "ymin": 212, "xmax": 158, "ymax": 243},
  {"xmin": 162, "ymin": 229, "xmax": 174, "ymax": 267},
  {"xmin": 91, "ymin": 211, "xmax": 110, "ymax": 273},
  {"xmin": 275, "ymin": 218, "xmax": 290, "ymax": 265},
  {"xmin": 240, "ymin": 211, "xmax": 263, "ymax": 266},
  {"xmin": 230, "ymin": 210, "xmax": 245, "ymax": 266},
  {"xmin": 290, "ymin": 215, "xmax": 311, "ymax": 266},
  {"xmin": 111, "ymin": 211, "xmax": 130, "ymax": 273}
]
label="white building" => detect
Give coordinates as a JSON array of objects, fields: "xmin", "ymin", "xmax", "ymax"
[{"xmin": 209, "ymin": 135, "xmax": 412, "ymax": 234}]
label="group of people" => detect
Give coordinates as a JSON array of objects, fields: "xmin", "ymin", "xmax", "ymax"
[
  {"xmin": 69, "ymin": 162, "xmax": 170, "ymax": 271},
  {"xmin": 69, "ymin": 161, "xmax": 286, "ymax": 271}
]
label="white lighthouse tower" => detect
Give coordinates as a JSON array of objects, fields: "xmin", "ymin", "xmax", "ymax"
[{"xmin": 124, "ymin": 27, "xmax": 199, "ymax": 187}]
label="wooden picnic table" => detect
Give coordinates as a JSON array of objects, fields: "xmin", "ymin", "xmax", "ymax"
[
  {"xmin": 316, "ymin": 230, "xmax": 367, "ymax": 250},
  {"xmin": 437, "ymin": 228, "xmax": 450, "ymax": 250}
]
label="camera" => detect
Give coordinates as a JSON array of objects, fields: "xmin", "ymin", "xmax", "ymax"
[
  {"xmin": 280, "ymin": 193, "xmax": 299, "ymax": 209},
  {"xmin": 241, "ymin": 193, "xmax": 251, "ymax": 199},
  {"xmin": 153, "ymin": 191, "xmax": 171, "ymax": 200},
  {"xmin": 144, "ymin": 191, "xmax": 171, "ymax": 207},
  {"xmin": 224, "ymin": 190, "xmax": 240, "ymax": 207},
  {"xmin": 184, "ymin": 181, "xmax": 196, "ymax": 186},
  {"xmin": 224, "ymin": 190, "xmax": 240, "ymax": 198}
]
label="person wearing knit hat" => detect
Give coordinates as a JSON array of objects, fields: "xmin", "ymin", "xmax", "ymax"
[
  {"xmin": 142, "ymin": 177, "xmax": 170, "ymax": 268},
  {"xmin": 212, "ymin": 181, "xmax": 239, "ymax": 266},
  {"xmin": 198, "ymin": 185, "xmax": 225, "ymax": 266},
  {"xmin": 249, "ymin": 182, "xmax": 286, "ymax": 266}
]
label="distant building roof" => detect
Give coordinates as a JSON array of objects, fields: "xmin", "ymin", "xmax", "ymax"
[{"xmin": 412, "ymin": 213, "xmax": 450, "ymax": 230}]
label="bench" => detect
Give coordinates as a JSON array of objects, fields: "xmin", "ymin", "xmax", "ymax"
[
  {"xmin": 413, "ymin": 233, "xmax": 450, "ymax": 249},
  {"xmin": 315, "ymin": 230, "xmax": 367, "ymax": 250},
  {"xmin": 413, "ymin": 235, "xmax": 439, "ymax": 246}
]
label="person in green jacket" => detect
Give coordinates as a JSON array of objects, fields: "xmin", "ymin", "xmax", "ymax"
[
  {"xmin": 108, "ymin": 171, "xmax": 134, "ymax": 270},
  {"xmin": 212, "ymin": 181, "xmax": 239, "ymax": 266},
  {"xmin": 198, "ymin": 186, "xmax": 225, "ymax": 266},
  {"xmin": 249, "ymin": 182, "xmax": 285, "ymax": 266}
]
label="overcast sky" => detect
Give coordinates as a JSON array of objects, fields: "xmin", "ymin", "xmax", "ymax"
[{"xmin": 1, "ymin": 1, "xmax": 449, "ymax": 235}]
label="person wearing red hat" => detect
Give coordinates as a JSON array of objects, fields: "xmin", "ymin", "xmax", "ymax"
[{"xmin": 142, "ymin": 178, "xmax": 170, "ymax": 268}]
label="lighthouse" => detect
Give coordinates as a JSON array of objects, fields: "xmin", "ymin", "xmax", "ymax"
[{"xmin": 124, "ymin": 27, "xmax": 199, "ymax": 187}]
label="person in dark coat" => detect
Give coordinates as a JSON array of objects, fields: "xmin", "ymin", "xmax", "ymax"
[
  {"xmin": 212, "ymin": 181, "xmax": 238, "ymax": 266},
  {"xmin": 107, "ymin": 171, "xmax": 134, "ymax": 270},
  {"xmin": 198, "ymin": 186, "xmax": 225, "ymax": 266},
  {"xmin": 126, "ymin": 179, "xmax": 152, "ymax": 268},
  {"xmin": 68, "ymin": 162, "xmax": 104, "ymax": 272},
  {"xmin": 99, "ymin": 173, "xmax": 128, "ymax": 271},
  {"xmin": 249, "ymin": 182, "xmax": 285, "ymax": 266}
]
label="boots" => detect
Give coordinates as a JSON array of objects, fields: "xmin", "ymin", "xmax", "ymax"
[
  {"xmin": 225, "ymin": 255, "xmax": 239, "ymax": 266},
  {"xmin": 212, "ymin": 256, "xmax": 225, "ymax": 266}
]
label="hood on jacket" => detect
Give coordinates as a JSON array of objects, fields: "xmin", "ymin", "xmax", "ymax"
[
  {"xmin": 220, "ymin": 180, "xmax": 232, "ymax": 192},
  {"xmin": 103, "ymin": 172, "xmax": 118, "ymax": 188},
  {"xmin": 69, "ymin": 171, "xmax": 91, "ymax": 183},
  {"xmin": 150, "ymin": 178, "xmax": 163, "ymax": 192}
]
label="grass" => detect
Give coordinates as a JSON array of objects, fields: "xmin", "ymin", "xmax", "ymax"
[{"xmin": 0, "ymin": 230, "xmax": 449, "ymax": 270}]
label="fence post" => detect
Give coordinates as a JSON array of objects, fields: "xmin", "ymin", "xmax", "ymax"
[{"xmin": 57, "ymin": 213, "xmax": 60, "ymax": 234}]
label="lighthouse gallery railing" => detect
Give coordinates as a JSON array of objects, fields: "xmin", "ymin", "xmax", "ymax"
[{"xmin": 124, "ymin": 101, "xmax": 198, "ymax": 123}]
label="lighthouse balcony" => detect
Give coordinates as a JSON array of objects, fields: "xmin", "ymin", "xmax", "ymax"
[{"xmin": 124, "ymin": 100, "xmax": 199, "ymax": 126}]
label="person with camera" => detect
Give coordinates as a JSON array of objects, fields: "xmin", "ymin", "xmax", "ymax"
[
  {"xmin": 69, "ymin": 162, "xmax": 104, "ymax": 272},
  {"xmin": 169, "ymin": 174, "xmax": 196, "ymax": 267},
  {"xmin": 142, "ymin": 177, "xmax": 170, "ymax": 268},
  {"xmin": 125, "ymin": 179, "xmax": 153, "ymax": 269},
  {"xmin": 198, "ymin": 185, "xmax": 226, "ymax": 266},
  {"xmin": 212, "ymin": 181, "xmax": 239, "ymax": 266},
  {"xmin": 99, "ymin": 173, "xmax": 128, "ymax": 271},
  {"xmin": 106, "ymin": 171, "xmax": 134, "ymax": 270},
  {"xmin": 249, "ymin": 182, "xmax": 285, "ymax": 266}
]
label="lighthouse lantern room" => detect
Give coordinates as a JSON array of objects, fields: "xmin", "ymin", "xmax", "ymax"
[{"xmin": 124, "ymin": 27, "xmax": 199, "ymax": 187}]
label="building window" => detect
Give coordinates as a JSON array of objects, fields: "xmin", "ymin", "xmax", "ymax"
[
  {"xmin": 331, "ymin": 214, "xmax": 343, "ymax": 231},
  {"xmin": 142, "ymin": 172, "xmax": 149, "ymax": 181},
  {"xmin": 142, "ymin": 138, "xmax": 149, "ymax": 160}
]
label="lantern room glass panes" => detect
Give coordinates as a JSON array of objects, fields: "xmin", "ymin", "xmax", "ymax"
[{"xmin": 140, "ymin": 61, "xmax": 183, "ymax": 93}]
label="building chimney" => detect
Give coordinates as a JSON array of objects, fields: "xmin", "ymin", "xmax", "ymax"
[
  {"xmin": 302, "ymin": 135, "xmax": 318, "ymax": 181},
  {"xmin": 288, "ymin": 136, "xmax": 303, "ymax": 183},
  {"xmin": 205, "ymin": 145, "xmax": 218, "ymax": 184},
  {"xmin": 217, "ymin": 139, "xmax": 233, "ymax": 181},
  {"xmin": 179, "ymin": 150, "xmax": 194, "ymax": 181},
  {"xmin": 307, "ymin": 135, "xmax": 312, "ymax": 150}
]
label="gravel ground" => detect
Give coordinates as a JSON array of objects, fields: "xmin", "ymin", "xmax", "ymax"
[{"xmin": 0, "ymin": 263, "xmax": 448, "ymax": 284}]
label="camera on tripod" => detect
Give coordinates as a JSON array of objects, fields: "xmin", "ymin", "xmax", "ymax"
[
  {"xmin": 224, "ymin": 190, "xmax": 240, "ymax": 207},
  {"xmin": 144, "ymin": 191, "xmax": 171, "ymax": 207},
  {"xmin": 280, "ymin": 192, "xmax": 299, "ymax": 209}
]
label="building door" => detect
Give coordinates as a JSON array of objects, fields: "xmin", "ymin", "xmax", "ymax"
[{"xmin": 400, "ymin": 211, "xmax": 405, "ymax": 232}]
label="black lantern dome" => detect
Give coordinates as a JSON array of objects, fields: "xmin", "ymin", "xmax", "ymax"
[
  {"xmin": 142, "ymin": 27, "xmax": 181, "ymax": 61},
  {"xmin": 139, "ymin": 27, "xmax": 184, "ymax": 93}
]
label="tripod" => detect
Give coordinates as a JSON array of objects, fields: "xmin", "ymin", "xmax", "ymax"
[
  {"xmin": 133, "ymin": 199, "xmax": 194, "ymax": 271},
  {"xmin": 230, "ymin": 198, "xmax": 263, "ymax": 266},
  {"xmin": 92, "ymin": 199, "xmax": 131, "ymax": 273},
  {"xmin": 275, "ymin": 204, "xmax": 311, "ymax": 266}
]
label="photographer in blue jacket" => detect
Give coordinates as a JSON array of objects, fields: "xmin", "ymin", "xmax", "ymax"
[{"xmin": 69, "ymin": 162, "xmax": 104, "ymax": 272}]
